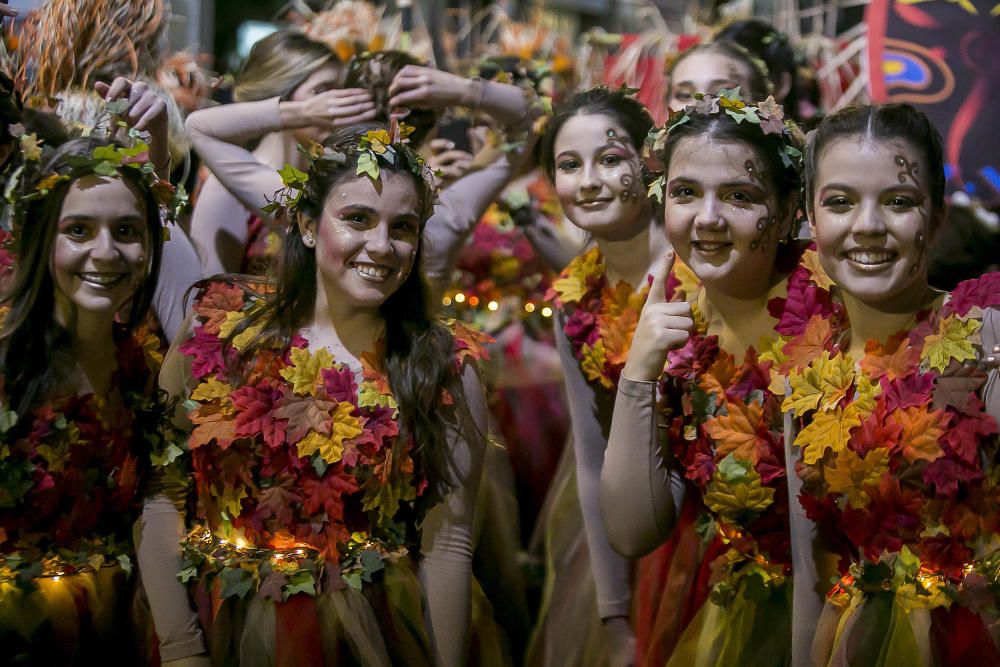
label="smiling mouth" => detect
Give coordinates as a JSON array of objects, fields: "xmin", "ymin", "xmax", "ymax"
[
  {"xmin": 78, "ymin": 272, "xmax": 128, "ymax": 289},
  {"xmin": 691, "ymin": 240, "xmax": 732, "ymax": 253},
  {"xmin": 352, "ymin": 262, "xmax": 393, "ymax": 282},
  {"xmin": 577, "ymin": 198, "xmax": 613, "ymax": 210},
  {"xmin": 844, "ymin": 248, "xmax": 898, "ymax": 269}
]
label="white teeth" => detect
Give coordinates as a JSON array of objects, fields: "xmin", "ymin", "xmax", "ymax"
[
  {"xmin": 79, "ymin": 272, "xmax": 125, "ymax": 286},
  {"xmin": 846, "ymin": 250, "xmax": 896, "ymax": 265},
  {"xmin": 693, "ymin": 241, "xmax": 729, "ymax": 252},
  {"xmin": 353, "ymin": 264, "xmax": 391, "ymax": 280}
]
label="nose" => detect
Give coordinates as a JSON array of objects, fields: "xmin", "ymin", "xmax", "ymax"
[
  {"xmin": 851, "ymin": 199, "xmax": 888, "ymax": 238},
  {"xmin": 90, "ymin": 228, "xmax": 120, "ymax": 262},
  {"xmin": 693, "ymin": 197, "xmax": 725, "ymax": 230},
  {"xmin": 365, "ymin": 223, "xmax": 393, "ymax": 259},
  {"xmin": 579, "ymin": 163, "xmax": 601, "ymax": 195}
]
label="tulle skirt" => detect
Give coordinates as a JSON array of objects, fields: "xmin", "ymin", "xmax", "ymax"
[
  {"xmin": 191, "ymin": 553, "xmax": 508, "ymax": 667},
  {"xmin": 0, "ymin": 563, "xmax": 141, "ymax": 665},
  {"xmin": 812, "ymin": 591, "xmax": 1000, "ymax": 667}
]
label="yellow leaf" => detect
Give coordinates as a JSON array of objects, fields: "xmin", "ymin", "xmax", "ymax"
[
  {"xmin": 672, "ymin": 258, "xmax": 701, "ymax": 300},
  {"xmin": 295, "ymin": 402, "xmax": 362, "ymax": 464},
  {"xmin": 704, "ymin": 400, "xmax": 765, "ymax": 464},
  {"xmin": 20, "ymin": 133, "xmax": 42, "ymax": 161},
  {"xmin": 217, "ymin": 310, "xmax": 246, "ymax": 338},
  {"xmin": 796, "ymin": 407, "xmax": 861, "ymax": 465},
  {"xmin": 782, "ymin": 350, "xmax": 854, "ymax": 415},
  {"xmin": 216, "ymin": 482, "xmax": 249, "ymax": 519},
  {"xmin": 825, "ymin": 447, "xmax": 889, "ymax": 508},
  {"xmin": 217, "ymin": 309, "xmax": 265, "ymax": 351},
  {"xmin": 552, "ymin": 248, "xmax": 603, "ymax": 304},
  {"xmin": 783, "ymin": 360, "xmax": 823, "ymax": 414},
  {"xmin": 801, "ymin": 248, "xmax": 834, "ymax": 290},
  {"xmin": 279, "ymin": 347, "xmax": 335, "ymax": 396},
  {"xmin": 580, "ymin": 340, "xmax": 613, "ymax": 389},
  {"xmin": 703, "ymin": 465, "xmax": 775, "ymax": 523},
  {"xmin": 819, "ymin": 351, "xmax": 855, "ymax": 411},
  {"xmin": 191, "ymin": 377, "xmax": 234, "ymax": 402},
  {"xmin": 921, "ymin": 315, "xmax": 980, "ymax": 373}
]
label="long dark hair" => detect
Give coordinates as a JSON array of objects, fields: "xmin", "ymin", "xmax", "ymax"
[
  {"xmin": 655, "ymin": 103, "xmax": 804, "ymax": 270},
  {"xmin": 804, "ymin": 103, "xmax": 945, "ymax": 217},
  {"xmin": 226, "ymin": 123, "xmax": 468, "ymax": 490},
  {"xmin": 343, "ymin": 51, "xmax": 439, "ymax": 148},
  {"xmin": 0, "ymin": 137, "xmax": 164, "ymax": 415},
  {"xmin": 715, "ymin": 20, "xmax": 803, "ymax": 119}
]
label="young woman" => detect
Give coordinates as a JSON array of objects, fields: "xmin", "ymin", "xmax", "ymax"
[
  {"xmin": 0, "ymin": 83, "xmax": 181, "ymax": 664},
  {"xmin": 534, "ymin": 85, "xmax": 667, "ymax": 667},
  {"xmin": 599, "ymin": 92, "xmax": 809, "ymax": 666},
  {"xmin": 790, "ymin": 104, "xmax": 1000, "ymax": 666},
  {"xmin": 143, "ymin": 122, "xmax": 491, "ymax": 666},
  {"xmin": 187, "ymin": 30, "xmax": 357, "ymax": 275},
  {"xmin": 665, "ymin": 40, "xmax": 772, "ymax": 112}
]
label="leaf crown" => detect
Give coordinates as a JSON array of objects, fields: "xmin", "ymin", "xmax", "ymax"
[
  {"xmin": 645, "ymin": 88, "xmax": 804, "ymax": 203},
  {"xmin": 6, "ymin": 97, "xmax": 188, "ymax": 227},
  {"xmin": 264, "ymin": 120, "xmax": 436, "ymax": 218}
]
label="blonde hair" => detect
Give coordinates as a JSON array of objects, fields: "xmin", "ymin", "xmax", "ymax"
[{"xmin": 233, "ymin": 31, "xmax": 340, "ymax": 102}]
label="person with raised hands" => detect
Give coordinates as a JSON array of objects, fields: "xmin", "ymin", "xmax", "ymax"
[
  {"xmin": 600, "ymin": 89, "xmax": 811, "ymax": 665},
  {"xmin": 0, "ymin": 77, "xmax": 190, "ymax": 664},
  {"xmin": 185, "ymin": 30, "xmax": 367, "ymax": 275},
  {"xmin": 789, "ymin": 103, "xmax": 1000, "ymax": 667}
]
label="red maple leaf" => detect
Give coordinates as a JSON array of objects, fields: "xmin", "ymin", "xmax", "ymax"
[
  {"xmin": 860, "ymin": 332, "xmax": 920, "ymax": 381},
  {"xmin": 255, "ymin": 476, "xmax": 301, "ymax": 528},
  {"xmin": 666, "ymin": 334, "xmax": 720, "ymax": 380},
  {"xmin": 941, "ymin": 272, "xmax": 1000, "ymax": 318},
  {"xmin": 879, "ymin": 373, "xmax": 935, "ymax": 412},
  {"xmin": 179, "ymin": 328, "xmax": 226, "ymax": 379},
  {"xmin": 232, "ymin": 381, "xmax": 287, "ymax": 448},
  {"xmin": 193, "ymin": 281, "xmax": 246, "ymax": 334},
  {"xmin": 941, "ymin": 407, "xmax": 998, "ymax": 464},
  {"xmin": 922, "ymin": 457, "xmax": 982, "ymax": 497},
  {"xmin": 848, "ymin": 401, "xmax": 902, "ymax": 457},
  {"xmin": 273, "ymin": 393, "xmax": 336, "ymax": 443},
  {"xmin": 321, "ymin": 365, "xmax": 358, "ymax": 404}
]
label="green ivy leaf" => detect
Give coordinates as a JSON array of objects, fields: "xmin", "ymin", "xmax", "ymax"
[
  {"xmin": 104, "ymin": 99, "xmax": 131, "ymax": 115},
  {"xmin": 717, "ymin": 453, "xmax": 750, "ymax": 483},
  {"xmin": 150, "ymin": 442, "xmax": 184, "ymax": 467},
  {"xmin": 282, "ymin": 569, "xmax": 317, "ymax": 599},
  {"xmin": 92, "ymin": 145, "xmax": 124, "ymax": 164},
  {"xmin": 277, "ymin": 164, "xmax": 309, "ymax": 188},
  {"xmin": 356, "ymin": 151, "xmax": 380, "ymax": 181},
  {"xmin": 178, "ymin": 565, "xmax": 200, "ymax": 583},
  {"xmin": 92, "ymin": 161, "xmax": 118, "ymax": 177},
  {"xmin": 0, "ymin": 409, "xmax": 17, "ymax": 433},
  {"xmin": 219, "ymin": 566, "xmax": 255, "ymax": 599}
]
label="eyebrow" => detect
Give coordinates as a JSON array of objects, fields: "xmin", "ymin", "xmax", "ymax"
[
  {"xmin": 666, "ymin": 176, "xmax": 761, "ymax": 189},
  {"xmin": 675, "ymin": 79, "xmax": 737, "ymax": 89},
  {"xmin": 59, "ymin": 214, "xmax": 144, "ymax": 223}
]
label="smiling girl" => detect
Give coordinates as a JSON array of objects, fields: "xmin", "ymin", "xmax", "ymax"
[
  {"xmin": 0, "ymin": 90, "xmax": 181, "ymax": 663},
  {"xmin": 535, "ymin": 86, "xmax": 668, "ymax": 666},
  {"xmin": 600, "ymin": 92, "xmax": 810, "ymax": 666},
  {"xmin": 143, "ymin": 122, "xmax": 490, "ymax": 667},
  {"xmin": 789, "ymin": 104, "xmax": 1000, "ymax": 666}
]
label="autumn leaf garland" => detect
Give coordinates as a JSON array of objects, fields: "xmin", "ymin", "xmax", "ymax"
[{"xmin": 789, "ymin": 272, "xmax": 1000, "ymax": 584}]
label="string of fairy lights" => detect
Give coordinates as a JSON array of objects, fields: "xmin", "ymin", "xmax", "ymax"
[{"xmin": 441, "ymin": 292, "xmax": 554, "ymax": 318}]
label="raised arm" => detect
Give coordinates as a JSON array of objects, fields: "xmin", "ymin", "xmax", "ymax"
[
  {"xmin": 602, "ymin": 253, "xmax": 691, "ymax": 556},
  {"xmin": 418, "ymin": 363, "xmax": 488, "ymax": 667}
]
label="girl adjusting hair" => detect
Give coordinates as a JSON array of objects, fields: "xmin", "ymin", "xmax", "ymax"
[
  {"xmin": 601, "ymin": 89, "xmax": 809, "ymax": 665},
  {"xmin": 791, "ymin": 103, "xmax": 1000, "ymax": 666},
  {"xmin": 0, "ymin": 81, "xmax": 186, "ymax": 663},
  {"xmin": 537, "ymin": 85, "xmax": 665, "ymax": 667},
  {"xmin": 143, "ymin": 121, "xmax": 490, "ymax": 666}
]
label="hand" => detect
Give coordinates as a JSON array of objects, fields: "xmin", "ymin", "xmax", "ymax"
[
  {"xmin": 603, "ymin": 616, "xmax": 637, "ymax": 667},
  {"xmin": 621, "ymin": 251, "xmax": 694, "ymax": 382},
  {"xmin": 388, "ymin": 65, "xmax": 476, "ymax": 114},
  {"xmin": 95, "ymin": 77, "xmax": 170, "ymax": 172},
  {"xmin": 162, "ymin": 655, "xmax": 211, "ymax": 667},
  {"xmin": 280, "ymin": 88, "xmax": 376, "ymax": 131},
  {"xmin": 0, "ymin": 5, "xmax": 18, "ymax": 19},
  {"xmin": 426, "ymin": 138, "xmax": 474, "ymax": 186}
]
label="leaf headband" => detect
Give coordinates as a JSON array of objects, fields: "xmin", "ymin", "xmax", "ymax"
[
  {"xmin": 6, "ymin": 97, "xmax": 188, "ymax": 227},
  {"xmin": 264, "ymin": 120, "xmax": 437, "ymax": 218},
  {"xmin": 645, "ymin": 88, "xmax": 804, "ymax": 202}
]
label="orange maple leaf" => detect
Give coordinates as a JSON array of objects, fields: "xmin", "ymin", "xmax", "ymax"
[
  {"xmin": 194, "ymin": 282, "xmax": 248, "ymax": 335},
  {"xmin": 860, "ymin": 332, "xmax": 920, "ymax": 381},
  {"xmin": 704, "ymin": 399, "xmax": 766, "ymax": 464},
  {"xmin": 599, "ymin": 308, "xmax": 640, "ymax": 367},
  {"xmin": 780, "ymin": 315, "xmax": 833, "ymax": 373},
  {"xmin": 189, "ymin": 409, "xmax": 236, "ymax": 449},
  {"xmin": 697, "ymin": 351, "xmax": 738, "ymax": 402},
  {"xmin": 892, "ymin": 405, "xmax": 950, "ymax": 464}
]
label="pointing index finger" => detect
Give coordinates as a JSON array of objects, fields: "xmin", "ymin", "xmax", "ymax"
[{"xmin": 647, "ymin": 250, "xmax": 675, "ymax": 305}]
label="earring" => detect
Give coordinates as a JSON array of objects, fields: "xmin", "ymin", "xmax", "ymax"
[
  {"xmin": 138, "ymin": 256, "xmax": 145, "ymax": 264},
  {"xmin": 302, "ymin": 233, "xmax": 315, "ymax": 248},
  {"xmin": 916, "ymin": 232, "xmax": 925, "ymax": 248}
]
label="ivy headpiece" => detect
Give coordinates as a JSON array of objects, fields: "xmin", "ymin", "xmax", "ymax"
[
  {"xmin": 264, "ymin": 120, "xmax": 437, "ymax": 218},
  {"xmin": 6, "ymin": 97, "xmax": 188, "ymax": 228},
  {"xmin": 645, "ymin": 88, "xmax": 804, "ymax": 202}
]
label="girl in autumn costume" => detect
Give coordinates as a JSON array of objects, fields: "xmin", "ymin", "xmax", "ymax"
[
  {"xmin": 146, "ymin": 122, "xmax": 496, "ymax": 667},
  {"xmin": 601, "ymin": 92, "xmax": 811, "ymax": 666},
  {"xmin": 535, "ymin": 86, "xmax": 669, "ymax": 667},
  {"xmin": 0, "ymin": 81, "xmax": 187, "ymax": 663},
  {"xmin": 789, "ymin": 105, "xmax": 1000, "ymax": 666}
]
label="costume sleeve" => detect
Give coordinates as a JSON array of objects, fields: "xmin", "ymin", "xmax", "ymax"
[
  {"xmin": 152, "ymin": 224, "xmax": 203, "ymax": 343},
  {"xmin": 553, "ymin": 314, "xmax": 631, "ymax": 618},
  {"xmin": 477, "ymin": 79, "xmax": 532, "ymax": 128},
  {"xmin": 185, "ymin": 98, "xmax": 284, "ymax": 214},
  {"xmin": 188, "ymin": 173, "xmax": 251, "ymax": 276},
  {"xmin": 136, "ymin": 489, "xmax": 206, "ymax": 661},
  {"xmin": 981, "ymin": 306, "xmax": 999, "ymax": 423},
  {"xmin": 601, "ymin": 376, "xmax": 680, "ymax": 558},
  {"xmin": 785, "ymin": 409, "xmax": 825, "ymax": 667},
  {"xmin": 418, "ymin": 363, "xmax": 488, "ymax": 667},
  {"xmin": 422, "ymin": 153, "xmax": 517, "ymax": 292}
]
